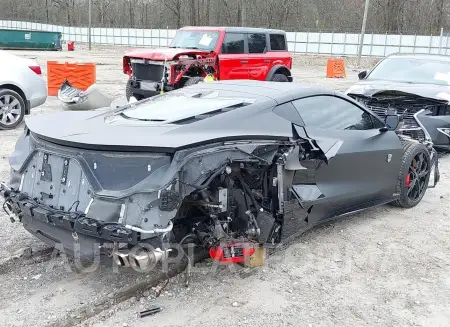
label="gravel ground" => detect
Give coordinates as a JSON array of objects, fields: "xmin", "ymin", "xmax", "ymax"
[{"xmin": 0, "ymin": 46, "xmax": 449, "ymax": 327}]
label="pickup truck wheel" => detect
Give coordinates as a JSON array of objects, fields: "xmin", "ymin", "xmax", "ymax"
[
  {"xmin": 271, "ymin": 74, "xmax": 289, "ymax": 82},
  {"xmin": 391, "ymin": 141, "xmax": 431, "ymax": 208},
  {"xmin": 184, "ymin": 76, "xmax": 205, "ymax": 87},
  {"xmin": 0, "ymin": 89, "xmax": 26, "ymax": 130}
]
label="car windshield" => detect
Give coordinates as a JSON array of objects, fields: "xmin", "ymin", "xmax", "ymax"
[
  {"xmin": 367, "ymin": 57, "xmax": 450, "ymax": 85},
  {"xmin": 169, "ymin": 31, "xmax": 220, "ymax": 51}
]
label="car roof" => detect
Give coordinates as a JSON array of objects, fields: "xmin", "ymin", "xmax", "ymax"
[
  {"xmin": 179, "ymin": 26, "xmax": 286, "ymax": 34},
  {"xmin": 184, "ymin": 80, "xmax": 334, "ymax": 102},
  {"xmin": 386, "ymin": 52, "xmax": 450, "ymax": 62}
]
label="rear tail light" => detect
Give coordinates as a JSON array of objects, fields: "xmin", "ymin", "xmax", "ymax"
[
  {"xmin": 29, "ymin": 66, "xmax": 42, "ymax": 75},
  {"xmin": 123, "ymin": 57, "xmax": 132, "ymax": 76}
]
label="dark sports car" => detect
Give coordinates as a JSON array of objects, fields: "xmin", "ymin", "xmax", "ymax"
[
  {"xmin": 346, "ymin": 53, "xmax": 450, "ymax": 150},
  {"xmin": 0, "ymin": 81, "xmax": 440, "ymax": 270}
]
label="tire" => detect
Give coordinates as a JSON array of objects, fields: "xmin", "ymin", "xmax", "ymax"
[
  {"xmin": 184, "ymin": 76, "xmax": 205, "ymax": 87},
  {"xmin": 391, "ymin": 141, "xmax": 431, "ymax": 208},
  {"xmin": 125, "ymin": 79, "xmax": 133, "ymax": 101},
  {"xmin": 0, "ymin": 88, "xmax": 26, "ymax": 130},
  {"xmin": 271, "ymin": 74, "xmax": 289, "ymax": 82}
]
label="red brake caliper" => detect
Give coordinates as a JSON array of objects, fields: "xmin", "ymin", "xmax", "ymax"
[{"xmin": 406, "ymin": 172, "xmax": 411, "ymax": 187}]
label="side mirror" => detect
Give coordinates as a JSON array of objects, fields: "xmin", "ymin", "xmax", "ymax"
[
  {"xmin": 385, "ymin": 115, "xmax": 400, "ymax": 130},
  {"xmin": 358, "ymin": 71, "xmax": 367, "ymax": 80},
  {"xmin": 379, "ymin": 108, "xmax": 400, "ymax": 132}
]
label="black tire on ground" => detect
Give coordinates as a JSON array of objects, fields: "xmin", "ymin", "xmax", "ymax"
[
  {"xmin": 391, "ymin": 141, "xmax": 431, "ymax": 208},
  {"xmin": 184, "ymin": 76, "xmax": 205, "ymax": 87},
  {"xmin": 271, "ymin": 74, "xmax": 289, "ymax": 82},
  {"xmin": 0, "ymin": 88, "xmax": 26, "ymax": 130},
  {"xmin": 125, "ymin": 79, "xmax": 133, "ymax": 101}
]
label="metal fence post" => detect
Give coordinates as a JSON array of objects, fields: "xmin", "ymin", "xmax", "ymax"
[
  {"xmin": 318, "ymin": 31, "xmax": 322, "ymax": 54},
  {"xmin": 331, "ymin": 31, "xmax": 334, "ymax": 55},
  {"xmin": 383, "ymin": 32, "xmax": 387, "ymax": 56},
  {"xmin": 306, "ymin": 30, "xmax": 309, "ymax": 54},
  {"xmin": 413, "ymin": 34, "xmax": 417, "ymax": 53},
  {"xmin": 88, "ymin": 0, "xmax": 92, "ymax": 50},
  {"xmin": 439, "ymin": 27, "xmax": 444, "ymax": 54},
  {"xmin": 343, "ymin": 32, "xmax": 347, "ymax": 55},
  {"xmin": 294, "ymin": 30, "xmax": 298, "ymax": 54},
  {"xmin": 358, "ymin": 0, "xmax": 370, "ymax": 66},
  {"xmin": 446, "ymin": 32, "xmax": 449, "ymax": 55},
  {"xmin": 429, "ymin": 33, "xmax": 433, "ymax": 54}
]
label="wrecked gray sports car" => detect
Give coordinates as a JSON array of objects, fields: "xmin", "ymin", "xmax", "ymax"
[
  {"xmin": 347, "ymin": 53, "xmax": 450, "ymax": 150},
  {"xmin": 0, "ymin": 80, "xmax": 440, "ymax": 269}
]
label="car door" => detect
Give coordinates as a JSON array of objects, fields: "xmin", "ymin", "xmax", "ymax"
[
  {"xmin": 218, "ymin": 32, "xmax": 249, "ymax": 80},
  {"xmin": 265, "ymin": 33, "xmax": 292, "ymax": 73},
  {"xmin": 288, "ymin": 95, "xmax": 404, "ymax": 221},
  {"xmin": 246, "ymin": 33, "xmax": 270, "ymax": 80}
]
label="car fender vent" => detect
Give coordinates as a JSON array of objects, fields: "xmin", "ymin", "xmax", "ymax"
[{"xmin": 171, "ymin": 101, "xmax": 253, "ymax": 125}]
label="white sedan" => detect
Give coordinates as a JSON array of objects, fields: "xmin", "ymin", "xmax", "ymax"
[{"xmin": 0, "ymin": 50, "xmax": 47, "ymax": 130}]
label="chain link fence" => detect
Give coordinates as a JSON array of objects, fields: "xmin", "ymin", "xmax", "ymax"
[{"xmin": 1, "ymin": 20, "xmax": 450, "ymax": 56}]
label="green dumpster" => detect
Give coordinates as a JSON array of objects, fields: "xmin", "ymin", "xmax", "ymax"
[{"xmin": 0, "ymin": 29, "xmax": 62, "ymax": 50}]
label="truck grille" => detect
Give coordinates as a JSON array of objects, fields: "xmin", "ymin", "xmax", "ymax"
[{"xmin": 132, "ymin": 62, "xmax": 164, "ymax": 82}]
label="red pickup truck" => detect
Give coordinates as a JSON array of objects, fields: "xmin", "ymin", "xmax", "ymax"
[{"xmin": 123, "ymin": 26, "xmax": 293, "ymax": 100}]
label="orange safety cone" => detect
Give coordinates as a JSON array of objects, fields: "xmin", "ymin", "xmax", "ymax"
[{"xmin": 326, "ymin": 58, "xmax": 346, "ymax": 78}]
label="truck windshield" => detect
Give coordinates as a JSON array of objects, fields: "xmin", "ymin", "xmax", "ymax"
[{"xmin": 169, "ymin": 31, "xmax": 219, "ymax": 51}]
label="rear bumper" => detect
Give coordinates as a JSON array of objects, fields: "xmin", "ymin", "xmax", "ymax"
[
  {"xmin": 29, "ymin": 93, "xmax": 47, "ymax": 109},
  {"xmin": 0, "ymin": 187, "xmax": 140, "ymax": 259},
  {"xmin": 28, "ymin": 78, "xmax": 48, "ymax": 111}
]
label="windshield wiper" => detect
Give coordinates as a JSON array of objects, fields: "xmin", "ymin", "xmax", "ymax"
[{"xmin": 184, "ymin": 46, "xmax": 200, "ymax": 49}]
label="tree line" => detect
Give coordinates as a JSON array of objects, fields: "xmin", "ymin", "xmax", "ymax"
[{"xmin": 0, "ymin": 0, "xmax": 448, "ymax": 35}]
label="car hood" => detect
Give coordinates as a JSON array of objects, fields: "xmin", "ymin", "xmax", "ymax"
[
  {"xmin": 346, "ymin": 79, "xmax": 450, "ymax": 103},
  {"xmin": 24, "ymin": 106, "xmax": 291, "ymax": 153},
  {"xmin": 124, "ymin": 47, "xmax": 211, "ymax": 61}
]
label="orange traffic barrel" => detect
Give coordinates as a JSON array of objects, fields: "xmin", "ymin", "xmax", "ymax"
[
  {"xmin": 47, "ymin": 61, "xmax": 96, "ymax": 96},
  {"xmin": 326, "ymin": 58, "xmax": 346, "ymax": 78}
]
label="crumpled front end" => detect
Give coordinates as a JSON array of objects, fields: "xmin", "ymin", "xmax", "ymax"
[{"xmin": 348, "ymin": 89, "xmax": 450, "ymax": 149}]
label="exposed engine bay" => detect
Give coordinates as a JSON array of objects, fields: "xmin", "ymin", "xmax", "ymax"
[{"xmin": 347, "ymin": 90, "xmax": 450, "ymax": 149}]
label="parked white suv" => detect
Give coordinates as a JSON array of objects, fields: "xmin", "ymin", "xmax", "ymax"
[{"xmin": 0, "ymin": 50, "xmax": 47, "ymax": 130}]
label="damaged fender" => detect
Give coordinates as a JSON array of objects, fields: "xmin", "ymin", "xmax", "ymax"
[{"xmin": 58, "ymin": 80, "xmax": 114, "ymax": 111}]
